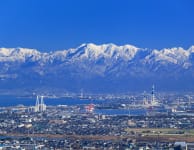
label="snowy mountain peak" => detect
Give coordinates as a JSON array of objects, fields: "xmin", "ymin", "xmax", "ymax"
[
  {"xmin": 68, "ymin": 43, "xmax": 140, "ymax": 60},
  {"xmin": 0, "ymin": 47, "xmax": 40, "ymax": 56},
  {"xmin": 189, "ymin": 45, "xmax": 194, "ymax": 53},
  {"xmin": 0, "ymin": 48, "xmax": 41, "ymax": 62},
  {"xmin": 0, "ymin": 43, "xmax": 194, "ymax": 92},
  {"xmin": 0, "ymin": 43, "xmax": 193, "ymax": 65}
]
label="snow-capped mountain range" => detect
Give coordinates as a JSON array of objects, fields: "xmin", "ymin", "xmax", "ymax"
[{"xmin": 0, "ymin": 43, "xmax": 194, "ymax": 92}]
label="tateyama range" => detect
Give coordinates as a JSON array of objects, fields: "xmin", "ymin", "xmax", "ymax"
[{"xmin": 0, "ymin": 43, "xmax": 194, "ymax": 93}]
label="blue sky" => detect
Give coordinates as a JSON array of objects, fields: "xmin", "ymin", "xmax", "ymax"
[{"xmin": 0, "ymin": 0, "xmax": 194, "ymax": 51}]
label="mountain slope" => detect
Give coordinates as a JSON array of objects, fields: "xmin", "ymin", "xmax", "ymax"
[{"xmin": 0, "ymin": 43, "xmax": 194, "ymax": 92}]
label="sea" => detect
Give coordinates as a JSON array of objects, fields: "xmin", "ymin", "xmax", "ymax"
[{"xmin": 0, "ymin": 95, "xmax": 147, "ymax": 115}]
